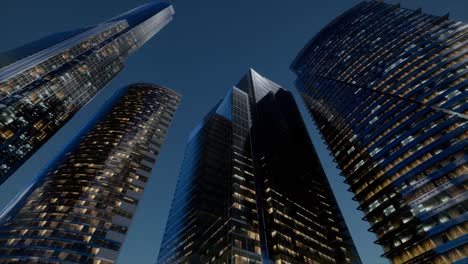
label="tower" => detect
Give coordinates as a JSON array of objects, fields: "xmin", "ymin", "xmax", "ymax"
[
  {"xmin": 0, "ymin": 3, "xmax": 174, "ymax": 184},
  {"xmin": 291, "ymin": 2, "xmax": 467, "ymax": 263},
  {"xmin": 0, "ymin": 84, "xmax": 180, "ymax": 263},
  {"xmin": 157, "ymin": 69, "xmax": 361, "ymax": 264}
]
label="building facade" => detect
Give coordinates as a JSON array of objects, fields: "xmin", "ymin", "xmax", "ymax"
[
  {"xmin": 0, "ymin": 84, "xmax": 180, "ymax": 263},
  {"xmin": 157, "ymin": 69, "xmax": 360, "ymax": 264},
  {"xmin": 291, "ymin": 2, "xmax": 467, "ymax": 264},
  {"xmin": 0, "ymin": 2, "xmax": 174, "ymax": 184}
]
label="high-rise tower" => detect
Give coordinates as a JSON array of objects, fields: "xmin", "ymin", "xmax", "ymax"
[
  {"xmin": 291, "ymin": 2, "xmax": 467, "ymax": 264},
  {"xmin": 157, "ymin": 69, "xmax": 360, "ymax": 264},
  {"xmin": 0, "ymin": 84, "xmax": 180, "ymax": 263},
  {"xmin": 0, "ymin": 2, "xmax": 174, "ymax": 184}
]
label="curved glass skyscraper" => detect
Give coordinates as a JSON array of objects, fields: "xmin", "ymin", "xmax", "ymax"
[
  {"xmin": 157, "ymin": 69, "xmax": 361, "ymax": 264},
  {"xmin": 0, "ymin": 2, "xmax": 174, "ymax": 185},
  {"xmin": 0, "ymin": 84, "xmax": 180, "ymax": 263},
  {"xmin": 291, "ymin": 1, "xmax": 467, "ymax": 264}
]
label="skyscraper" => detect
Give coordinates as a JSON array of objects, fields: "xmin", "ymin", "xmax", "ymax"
[
  {"xmin": 291, "ymin": 2, "xmax": 467, "ymax": 264},
  {"xmin": 0, "ymin": 2, "xmax": 174, "ymax": 184},
  {"xmin": 0, "ymin": 83, "xmax": 181, "ymax": 263},
  {"xmin": 157, "ymin": 69, "xmax": 360, "ymax": 264}
]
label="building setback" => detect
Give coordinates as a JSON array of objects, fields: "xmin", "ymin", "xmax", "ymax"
[
  {"xmin": 157, "ymin": 69, "xmax": 361, "ymax": 264},
  {"xmin": 0, "ymin": 84, "xmax": 180, "ymax": 263},
  {"xmin": 291, "ymin": 1, "xmax": 467, "ymax": 264},
  {"xmin": 0, "ymin": 2, "xmax": 174, "ymax": 185}
]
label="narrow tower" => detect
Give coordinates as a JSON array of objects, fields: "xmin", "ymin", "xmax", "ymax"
[
  {"xmin": 0, "ymin": 3, "xmax": 174, "ymax": 184},
  {"xmin": 0, "ymin": 84, "xmax": 180, "ymax": 263}
]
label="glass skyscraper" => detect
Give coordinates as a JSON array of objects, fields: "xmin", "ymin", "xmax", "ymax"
[
  {"xmin": 0, "ymin": 2, "xmax": 174, "ymax": 185},
  {"xmin": 291, "ymin": 2, "xmax": 467, "ymax": 264},
  {"xmin": 0, "ymin": 83, "xmax": 180, "ymax": 263},
  {"xmin": 157, "ymin": 69, "xmax": 361, "ymax": 264}
]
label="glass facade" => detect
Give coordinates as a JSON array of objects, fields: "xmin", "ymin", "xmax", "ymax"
[
  {"xmin": 291, "ymin": 2, "xmax": 467, "ymax": 264},
  {"xmin": 0, "ymin": 84, "xmax": 181, "ymax": 263},
  {"xmin": 0, "ymin": 2, "xmax": 175, "ymax": 185},
  {"xmin": 157, "ymin": 69, "xmax": 360, "ymax": 264}
]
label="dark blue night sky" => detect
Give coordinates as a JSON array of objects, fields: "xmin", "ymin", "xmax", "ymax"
[{"xmin": 0, "ymin": 1, "xmax": 466, "ymax": 263}]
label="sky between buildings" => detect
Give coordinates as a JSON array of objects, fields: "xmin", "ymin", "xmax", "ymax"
[{"xmin": 0, "ymin": 0, "xmax": 466, "ymax": 263}]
